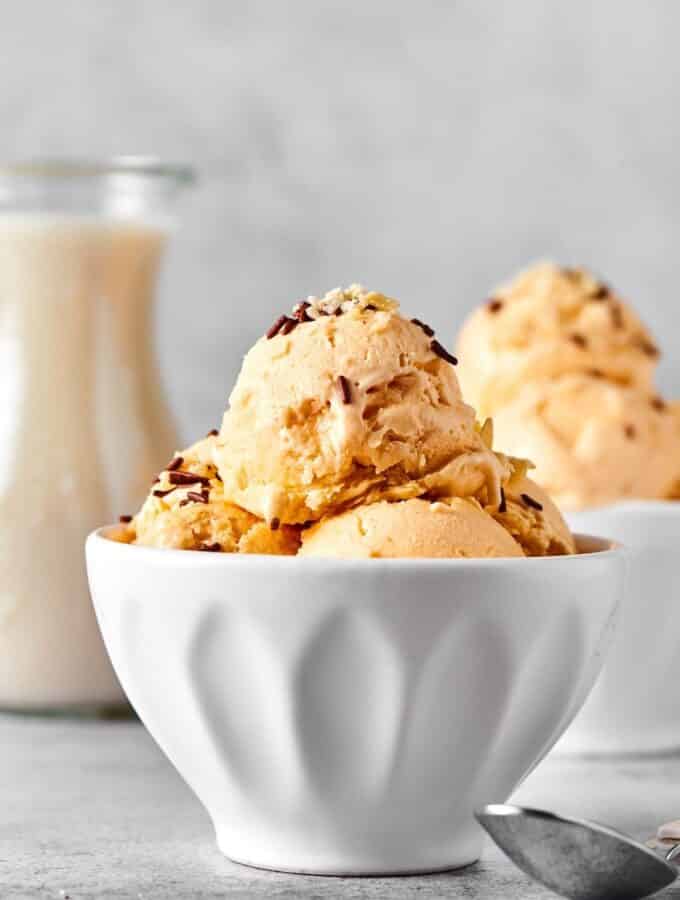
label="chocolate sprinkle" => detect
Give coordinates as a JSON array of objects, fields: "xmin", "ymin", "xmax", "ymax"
[
  {"xmin": 521, "ymin": 493, "xmax": 543, "ymax": 511},
  {"xmin": 279, "ymin": 316, "xmax": 298, "ymax": 336},
  {"xmin": 198, "ymin": 542, "xmax": 222, "ymax": 552},
  {"xmin": 498, "ymin": 488, "xmax": 507, "ymax": 514},
  {"xmin": 207, "ymin": 429, "xmax": 219, "ymax": 437},
  {"xmin": 186, "ymin": 490, "xmax": 210, "ymax": 504},
  {"xmin": 570, "ymin": 333, "xmax": 588, "ymax": 348},
  {"xmin": 266, "ymin": 315, "xmax": 288, "ymax": 339},
  {"xmin": 336, "ymin": 375, "xmax": 352, "ymax": 404},
  {"xmin": 365, "ymin": 304, "xmax": 378, "ymax": 311},
  {"xmin": 430, "ymin": 340, "xmax": 458, "ymax": 366},
  {"xmin": 292, "ymin": 301, "xmax": 311, "ymax": 322},
  {"xmin": 411, "ymin": 317, "xmax": 435, "ymax": 337},
  {"xmin": 591, "ymin": 284, "xmax": 610, "ymax": 300},
  {"xmin": 270, "ymin": 517, "xmax": 280, "ymax": 531},
  {"xmin": 169, "ymin": 471, "xmax": 211, "ymax": 486},
  {"xmin": 153, "ymin": 488, "xmax": 175, "ymax": 498},
  {"xmin": 119, "ymin": 514, "xmax": 133, "ymax": 523},
  {"xmin": 624, "ymin": 424, "xmax": 636, "ymax": 440},
  {"xmin": 638, "ymin": 338, "xmax": 660, "ymax": 358},
  {"xmin": 487, "ymin": 299, "xmax": 503, "ymax": 314},
  {"xmin": 652, "ymin": 396, "xmax": 667, "ymax": 412},
  {"xmin": 166, "ymin": 456, "xmax": 184, "ymax": 472},
  {"xmin": 561, "ymin": 267, "xmax": 580, "ymax": 280}
]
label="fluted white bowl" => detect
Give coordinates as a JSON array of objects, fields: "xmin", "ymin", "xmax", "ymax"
[
  {"xmin": 86, "ymin": 529, "xmax": 623, "ymax": 875},
  {"xmin": 560, "ymin": 501, "xmax": 680, "ymax": 755}
]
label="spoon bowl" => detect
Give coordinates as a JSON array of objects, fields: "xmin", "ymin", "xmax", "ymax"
[{"xmin": 476, "ymin": 804, "xmax": 676, "ymax": 900}]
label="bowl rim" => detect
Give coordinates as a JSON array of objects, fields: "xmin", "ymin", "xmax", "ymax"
[{"xmin": 87, "ymin": 526, "xmax": 622, "ymax": 568}]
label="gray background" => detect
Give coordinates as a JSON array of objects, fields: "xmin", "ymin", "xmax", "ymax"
[{"xmin": 4, "ymin": 0, "xmax": 680, "ymax": 439}]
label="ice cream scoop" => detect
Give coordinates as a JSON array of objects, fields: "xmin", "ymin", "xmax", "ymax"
[
  {"xmin": 456, "ymin": 263, "xmax": 658, "ymax": 419},
  {"xmin": 124, "ymin": 282, "xmax": 577, "ymax": 559},
  {"xmin": 492, "ymin": 473, "xmax": 576, "ymax": 555},
  {"xmin": 300, "ymin": 469, "xmax": 574, "ymax": 559},
  {"xmin": 131, "ymin": 435, "xmax": 300, "ymax": 554},
  {"xmin": 664, "ymin": 402, "xmax": 680, "ymax": 499},
  {"xmin": 216, "ymin": 285, "xmax": 509, "ymax": 525},
  {"xmin": 299, "ymin": 496, "xmax": 524, "ymax": 559},
  {"xmin": 491, "ymin": 375, "xmax": 678, "ymax": 510}
]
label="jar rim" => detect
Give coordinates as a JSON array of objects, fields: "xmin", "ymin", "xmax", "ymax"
[{"xmin": 0, "ymin": 157, "xmax": 196, "ymax": 184}]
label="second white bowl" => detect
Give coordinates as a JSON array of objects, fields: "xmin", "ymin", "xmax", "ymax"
[{"xmin": 560, "ymin": 501, "xmax": 680, "ymax": 754}]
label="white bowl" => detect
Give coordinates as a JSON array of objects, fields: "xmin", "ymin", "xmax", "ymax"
[
  {"xmin": 560, "ymin": 501, "xmax": 680, "ymax": 755},
  {"xmin": 86, "ymin": 529, "xmax": 623, "ymax": 875}
]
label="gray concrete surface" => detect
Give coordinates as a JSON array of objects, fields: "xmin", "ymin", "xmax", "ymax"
[
  {"xmin": 1, "ymin": 1, "xmax": 679, "ymax": 439},
  {"xmin": 3, "ymin": 715, "xmax": 680, "ymax": 898}
]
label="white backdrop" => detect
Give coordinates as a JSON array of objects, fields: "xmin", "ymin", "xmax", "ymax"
[{"xmin": 3, "ymin": 0, "xmax": 680, "ymax": 439}]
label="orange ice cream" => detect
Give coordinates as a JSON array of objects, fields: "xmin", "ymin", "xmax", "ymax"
[
  {"xmin": 127, "ymin": 283, "xmax": 575, "ymax": 558},
  {"xmin": 456, "ymin": 264, "xmax": 677, "ymax": 510},
  {"xmin": 216, "ymin": 285, "xmax": 509, "ymax": 525},
  {"xmin": 456, "ymin": 263, "xmax": 658, "ymax": 419}
]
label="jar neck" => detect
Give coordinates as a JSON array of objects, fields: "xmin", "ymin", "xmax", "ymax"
[{"xmin": 0, "ymin": 158, "xmax": 195, "ymax": 220}]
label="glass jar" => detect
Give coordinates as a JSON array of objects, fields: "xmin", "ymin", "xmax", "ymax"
[{"xmin": 0, "ymin": 158, "xmax": 195, "ymax": 713}]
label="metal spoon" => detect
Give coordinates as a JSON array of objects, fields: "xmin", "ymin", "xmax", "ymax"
[{"xmin": 476, "ymin": 803, "xmax": 680, "ymax": 900}]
